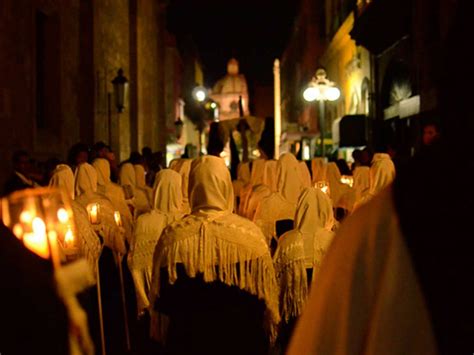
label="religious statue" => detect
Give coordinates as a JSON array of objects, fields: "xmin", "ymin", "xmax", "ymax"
[{"xmin": 211, "ymin": 58, "xmax": 250, "ymax": 121}]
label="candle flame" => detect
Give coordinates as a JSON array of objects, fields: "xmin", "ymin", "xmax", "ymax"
[
  {"xmin": 20, "ymin": 210, "xmax": 33, "ymax": 223},
  {"xmin": 57, "ymin": 208, "xmax": 69, "ymax": 224},
  {"xmin": 12, "ymin": 223, "xmax": 23, "ymax": 238},
  {"xmin": 114, "ymin": 211, "xmax": 122, "ymax": 226}
]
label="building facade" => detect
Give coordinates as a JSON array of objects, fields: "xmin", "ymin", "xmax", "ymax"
[{"xmin": 0, "ymin": 0, "xmax": 182, "ymax": 186}]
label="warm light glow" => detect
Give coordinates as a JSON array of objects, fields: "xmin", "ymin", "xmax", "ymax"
[
  {"xmin": 57, "ymin": 208, "xmax": 69, "ymax": 224},
  {"xmin": 315, "ymin": 181, "xmax": 330, "ymax": 195},
  {"xmin": 13, "ymin": 223, "xmax": 23, "ymax": 238},
  {"xmin": 210, "ymin": 102, "xmax": 217, "ymax": 109},
  {"xmin": 192, "ymin": 86, "xmax": 207, "ymax": 102},
  {"xmin": 20, "ymin": 210, "xmax": 33, "ymax": 224},
  {"xmin": 64, "ymin": 227, "xmax": 74, "ymax": 248},
  {"xmin": 340, "ymin": 175, "xmax": 354, "ymax": 187},
  {"xmin": 326, "ymin": 86, "xmax": 341, "ymax": 101},
  {"xmin": 114, "ymin": 211, "xmax": 122, "ymax": 227},
  {"xmin": 87, "ymin": 203, "xmax": 99, "ymax": 224},
  {"xmin": 303, "ymin": 86, "xmax": 319, "ymax": 102},
  {"xmin": 23, "ymin": 217, "xmax": 49, "ymax": 259}
]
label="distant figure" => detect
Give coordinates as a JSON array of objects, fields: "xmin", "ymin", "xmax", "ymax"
[
  {"xmin": 335, "ymin": 159, "xmax": 351, "ymax": 176},
  {"xmin": 67, "ymin": 143, "xmax": 89, "ymax": 172},
  {"xmin": 3, "ymin": 150, "xmax": 39, "ymax": 196},
  {"xmin": 421, "ymin": 120, "xmax": 441, "ymax": 147},
  {"xmin": 207, "ymin": 121, "xmax": 225, "ymax": 157},
  {"xmin": 0, "ymin": 223, "xmax": 69, "ymax": 354},
  {"xmin": 360, "ymin": 147, "xmax": 373, "ymax": 166},
  {"xmin": 91, "ymin": 141, "xmax": 110, "ymax": 161},
  {"xmin": 351, "ymin": 149, "xmax": 362, "ymax": 171}
]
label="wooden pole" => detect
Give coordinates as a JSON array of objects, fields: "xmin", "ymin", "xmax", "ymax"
[{"xmin": 273, "ymin": 59, "xmax": 281, "ymax": 159}]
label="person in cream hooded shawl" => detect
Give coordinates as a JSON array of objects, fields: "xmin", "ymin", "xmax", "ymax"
[
  {"xmin": 49, "ymin": 164, "xmax": 102, "ymax": 275},
  {"xmin": 273, "ymin": 187, "xmax": 335, "ymax": 324},
  {"xmin": 245, "ymin": 160, "xmax": 278, "ymax": 221},
  {"xmin": 152, "ymin": 156, "xmax": 280, "ymax": 351},
  {"xmin": 129, "ymin": 169, "xmax": 184, "ymax": 316},
  {"xmin": 119, "ymin": 162, "xmax": 151, "ymax": 218},
  {"xmin": 75, "ymin": 163, "xmax": 126, "ymax": 255},
  {"xmin": 254, "ymin": 153, "xmax": 304, "ymax": 245},
  {"xmin": 93, "ymin": 158, "xmax": 133, "ymax": 243},
  {"xmin": 169, "ymin": 158, "xmax": 192, "ymax": 214}
]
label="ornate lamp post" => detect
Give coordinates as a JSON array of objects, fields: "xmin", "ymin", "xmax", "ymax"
[{"xmin": 303, "ymin": 68, "xmax": 340, "ymax": 157}]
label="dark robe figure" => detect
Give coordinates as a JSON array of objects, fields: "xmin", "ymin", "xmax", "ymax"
[{"xmin": 0, "ymin": 223, "xmax": 69, "ymax": 354}]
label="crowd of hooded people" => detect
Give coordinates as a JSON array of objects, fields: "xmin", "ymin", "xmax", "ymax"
[{"xmin": 1, "ymin": 4, "xmax": 473, "ymax": 354}]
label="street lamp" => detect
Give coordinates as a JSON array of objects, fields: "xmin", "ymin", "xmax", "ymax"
[
  {"xmin": 111, "ymin": 68, "xmax": 129, "ymax": 113},
  {"xmin": 303, "ymin": 68, "xmax": 340, "ymax": 157},
  {"xmin": 192, "ymin": 86, "xmax": 208, "ymax": 102}
]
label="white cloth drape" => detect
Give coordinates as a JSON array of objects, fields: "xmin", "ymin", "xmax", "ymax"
[
  {"xmin": 129, "ymin": 169, "xmax": 184, "ymax": 316},
  {"xmin": 50, "ymin": 164, "xmax": 102, "ymax": 276},
  {"xmin": 287, "ymin": 188, "xmax": 437, "ymax": 355},
  {"xmin": 152, "ymin": 156, "xmax": 280, "ymax": 341},
  {"xmin": 254, "ymin": 153, "xmax": 304, "ymax": 244},
  {"xmin": 93, "ymin": 158, "xmax": 133, "ymax": 243},
  {"xmin": 169, "ymin": 158, "xmax": 192, "ymax": 214},
  {"xmin": 355, "ymin": 153, "xmax": 396, "ymax": 209},
  {"xmin": 75, "ymin": 163, "xmax": 126, "ymax": 254}
]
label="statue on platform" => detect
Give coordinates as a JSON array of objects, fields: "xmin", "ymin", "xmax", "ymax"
[{"xmin": 211, "ymin": 58, "xmax": 250, "ymax": 121}]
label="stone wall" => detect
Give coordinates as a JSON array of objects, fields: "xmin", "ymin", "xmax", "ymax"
[{"xmin": 0, "ymin": 0, "xmax": 176, "ymax": 187}]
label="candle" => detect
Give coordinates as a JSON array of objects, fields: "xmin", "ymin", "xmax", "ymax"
[
  {"xmin": 64, "ymin": 226, "xmax": 75, "ymax": 248},
  {"xmin": 57, "ymin": 208, "xmax": 69, "ymax": 224},
  {"xmin": 88, "ymin": 203, "xmax": 99, "ymax": 224},
  {"xmin": 23, "ymin": 217, "xmax": 50, "ymax": 259},
  {"xmin": 340, "ymin": 175, "xmax": 354, "ymax": 188},
  {"xmin": 114, "ymin": 211, "xmax": 122, "ymax": 227}
]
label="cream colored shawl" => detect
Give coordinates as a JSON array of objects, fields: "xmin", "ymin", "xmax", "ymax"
[
  {"xmin": 287, "ymin": 188, "xmax": 437, "ymax": 355},
  {"xmin": 243, "ymin": 160, "xmax": 277, "ymax": 220},
  {"xmin": 119, "ymin": 162, "xmax": 136, "ymax": 188},
  {"xmin": 152, "ymin": 156, "xmax": 280, "ymax": 341},
  {"xmin": 311, "ymin": 157, "xmax": 327, "ymax": 183},
  {"xmin": 254, "ymin": 153, "xmax": 303, "ymax": 243},
  {"xmin": 169, "ymin": 158, "xmax": 192, "ymax": 214},
  {"xmin": 239, "ymin": 159, "xmax": 267, "ymax": 216},
  {"xmin": 299, "ymin": 161, "xmax": 312, "ymax": 188},
  {"xmin": 129, "ymin": 169, "xmax": 184, "ymax": 315},
  {"xmin": 353, "ymin": 166, "xmax": 370, "ymax": 201},
  {"xmin": 75, "ymin": 163, "xmax": 126, "ymax": 254},
  {"xmin": 50, "ymin": 165, "xmax": 102, "ymax": 276},
  {"xmin": 134, "ymin": 164, "xmax": 153, "ymax": 200},
  {"xmin": 93, "ymin": 158, "xmax": 133, "ymax": 242},
  {"xmin": 326, "ymin": 162, "xmax": 353, "ymax": 209},
  {"xmin": 263, "ymin": 160, "xmax": 278, "ymax": 193},
  {"xmin": 355, "ymin": 153, "xmax": 396, "ymax": 208}
]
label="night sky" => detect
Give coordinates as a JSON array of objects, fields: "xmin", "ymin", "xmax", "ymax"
[{"xmin": 167, "ymin": 0, "xmax": 301, "ymax": 88}]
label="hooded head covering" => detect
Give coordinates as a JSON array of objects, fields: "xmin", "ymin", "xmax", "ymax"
[
  {"xmin": 250, "ymin": 159, "xmax": 266, "ymax": 186},
  {"xmin": 295, "ymin": 188, "xmax": 334, "ymax": 235},
  {"xmin": 170, "ymin": 159, "xmax": 192, "ymax": 213},
  {"xmin": 129, "ymin": 169, "xmax": 184, "ymax": 316},
  {"xmin": 134, "ymin": 164, "xmax": 147, "ymax": 189},
  {"xmin": 152, "ymin": 155, "xmax": 279, "ymax": 340},
  {"xmin": 50, "ymin": 164, "xmax": 75, "ymax": 200},
  {"xmin": 189, "ymin": 156, "xmax": 233, "ymax": 214},
  {"xmin": 75, "ymin": 163, "xmax": 98, "ymax": 197},
  {"xmin": 152, "ymin": 169, "xmax": 182, "ymax": 213},
  {"xmin": 325, "ymin": 162, "xmax": 353, "ymax": 209},
  {"xmin": 277, "ymin": 153, "xmax": 303, "ymax": 204},
  {"xmin": 92, "ymin": 158, "xmax": 110, "ymax": 186},
  {"xmin": 272, "ymin": 187, "xmax": 334, "ymax": 323},
  {"xmin": 369, "ymin": 153, "xmax": 396, "ymax": 195},
  {"xmin": 263, "ymin": 160, "xmax": 278, "ymax": 192},
  {"xmin": 353, "ymin": 166, "xmax": 370, "ymax": 200},
  {"xmin": 311, "ymin": 158, "xmax": 327, "ymax": 183},
  {"xmin": 119, "ymin": 163, "xmax": 136, "ymax": 187},
  {"xmin": 299, "ymin": 162, "xmax": 312, "ymax": 188}
]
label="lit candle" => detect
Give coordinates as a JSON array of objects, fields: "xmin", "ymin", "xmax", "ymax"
[
  {"xmin": 88, "ymin": 203, "xmax": 99, "ymax": 224},
  {"xmin": 114, "ymin": 211, "xmax": 122, "ymax": 227},
  {"xmin": 23, "ymin": 217, "xmax": 50, "ymax": 259},
  {"xmin": 57, "ymin": 208, "xmax": 69, "ymax": 224},
  {"xmin": 64, "ymin": 226, "xmax": 75, "ymax": 248}
]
